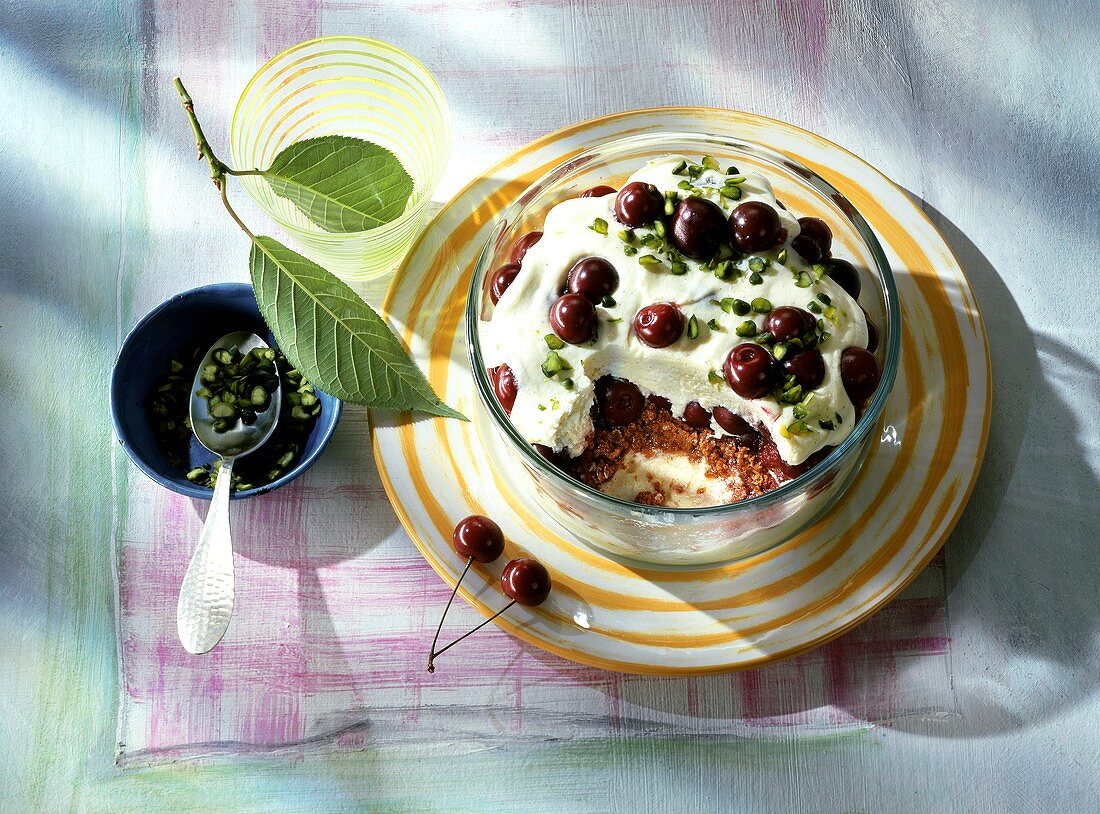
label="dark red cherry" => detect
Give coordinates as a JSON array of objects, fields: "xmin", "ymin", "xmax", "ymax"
[
  {"xmin": 489, "ymin": 263, "xmax": 520, "ymax": 305},
  {"xmin": 783, "ymin": 348, "xmax": 825, "ymax": 390},
  {"xmin": 840, "ymin": 347, "xmax": 881, "ymax": 403},
  {"xmin": 649, "ymin": 394, "xmax": 672, "ymax": 412},
  {"xmin": 683, "ymin": 401, "xmax": 712, "ymax": 429},
  {"xmin": 549, "ymin": 293, "xmax": 597, "ymax": 344},
  {"xmin": 765, "ymin": 306, "xmax": 815, "ymax": 342},
  {"xmin": 613, "ymin": 182, "xmax": 664, "ymax": 227},
  {"xmin": 452, "ymin": 515, "xmax": 505, "ymax": 563},
  {"xmin": 509, "ymin": 231, "xmax": 543, "ymax": 264},
  {"xmin": 597, "ymin": 377, "xmax": 645, "ymax": 425},
  {"xmin": 633, "ymin": 303, "xmax": 684, "ymax": 348},
  {"xmin": 827, "ymin": 258, "xmax": 861, "ymax": 299},
  {"xmin": 501, "ymin": 557, "xmax": 552, "ymax": 607},
  {"xmin": 580, "ymin": 184, "xmax": 616, "ymax": 198},
  {"xmin": 669, "ymin": 197, "xmax": 729, "ymax": 260},
  {"xmin": 730, "ymin": 201, "xmax": 782, "ymax": 252},
  {"xmin": 724, "ymin": 343, "xmax": 780, "ymax": 399},
  {"xmin": 793, "ymin": 217, "xmax": 832, "ymax": 261},
  {"xmin": 567, "ymin": 257, "xmax": 619, "ymax": 302},
  {"xmin": 791, "ymin": 234, "xmax": 822, "ymax": 263},
  {"xmin": 865, "ymin": 318, "xmax": 879, "ymax": 353},
  {"xmin": 491, "ymin": 364, "xmax": 518, "ymax": 414},
  {"xmin": 712, "ymin": 406, "xmax": 759, "ymax": 444}
]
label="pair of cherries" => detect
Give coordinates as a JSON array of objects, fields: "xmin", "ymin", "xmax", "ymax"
[{"xmin": 427, "ymin": 515, "xmax": 552, "ymax": 673}]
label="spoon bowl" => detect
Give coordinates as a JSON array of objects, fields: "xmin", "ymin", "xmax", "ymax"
[{"xmin": 189, "ymin": 331, "xmax": 283, "ymax": 458}]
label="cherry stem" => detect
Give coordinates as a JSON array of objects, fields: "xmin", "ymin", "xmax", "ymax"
[
  {"xmin": 427, "ymin": 557, "xmax": 472, "ymax": 673},
  {"xmin": 427, "ymin": 599, "xmax": 517, "ymax": 672}
]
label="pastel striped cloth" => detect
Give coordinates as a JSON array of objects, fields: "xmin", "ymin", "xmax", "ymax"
[{"xmin": 115, "ymin": 409, "xmax": 954, "ymax": 765}]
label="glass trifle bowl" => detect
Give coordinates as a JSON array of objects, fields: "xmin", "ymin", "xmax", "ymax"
[{"xmin": 466, "ymin": 132, "xmax": 900, "ymax": 565}]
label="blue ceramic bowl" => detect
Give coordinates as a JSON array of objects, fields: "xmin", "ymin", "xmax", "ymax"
[{"xmin": 110, "ymin": 283, "xmax": 343, "ymax": 499}]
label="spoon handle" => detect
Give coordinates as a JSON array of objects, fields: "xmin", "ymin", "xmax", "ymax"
[{"xmin": 177, "ymin": 456, "xmax": 236, "ymax": 654}]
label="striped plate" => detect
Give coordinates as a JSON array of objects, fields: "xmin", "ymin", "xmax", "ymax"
[{"xmin": 372, "ymin": 108, "xmax": 990, "ymax": 675}]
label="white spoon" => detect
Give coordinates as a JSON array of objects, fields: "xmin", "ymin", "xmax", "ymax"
[{"xmin": 176, "ymin": 331, "xmax": 282, "ymax": 654}]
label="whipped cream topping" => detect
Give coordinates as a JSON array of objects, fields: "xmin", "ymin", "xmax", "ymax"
[{"xmin": 480, "ymin": 155, "xmax": 868, "ymax": 465}]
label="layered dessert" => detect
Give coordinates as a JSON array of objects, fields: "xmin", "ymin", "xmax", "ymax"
[{"xmin": 480, "ymin": 155, "xmax": 882, "ymax": 508}]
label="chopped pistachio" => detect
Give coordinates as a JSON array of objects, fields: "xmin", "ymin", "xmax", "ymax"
[
  {"xmin": 772, "ymin": 342, "xmax": 789, "ymax": 361},
  {"xmin": 811, "ymin": 263, "xmax": 829, "ymax": 281},
  {"xmin": 725, "ymin": 174, "xmax": 746, "ymax": 184},
  {"xmin": 590, "ymin": 217, "xmax": 608, "ymax": 235},
  {"xmin": 807, "ymin": 301, "xmax": 823, "ymax": 314},
  {"xmin": 731, "ymin": 298, "xmax": 750, "ymax": 316},
  {"xmin": 606, "ymin": 316, "xmax": 622, "ymax": 324},
  {"xmin": 538, "ymin": 403, "xmax": 547, "ymax": 411},
  {"xmin": 602, "ymin": 294, "xmax": 617, "ymax": 308},
  {"xmin": 707, "ymin": 318, "xmax": 724, "ymax": 332},
  {"xmin": 749, "ymin": 272, "xmax": 764, "ymax": 285},
  {"xmin": 638, "ymin": 254, "xmax": 664, "ymax": 269},
  {"xmin": 795, "ymin": 271, "xmax": 813, "ymax": 288},
  {"xmin": 561, "ymin": 378, "xmax": 575, "ymax": 390},
  {"xmin": 754, "ymin": 331, "xmax": 774, "ymax": 345},
  {"xmin": 751, "ymin": 297, "xmax": 773, "ymax": 314},
  {"xmin": 677, "ymin": 179, "xmax": 693, "ymax": 190},
  {"xmin": 623, "ymin": 245, "xmax": 638, "ymax": 256},
  {"xmin": 708, "ymin": 369, "xmax": 724, "ymax": 386},
  {"xmin": 776, "ymin": 248, "xmax": 788, "ymax": 264},
  {"xmin": 663, "ymin": 198, "xmax": 676, "ymax": 216},
  {"xmin": 544, "ymin": 333, "xmax": 565, "ymax": 350},
  {"xmin": 670, "ymin": 261, "xmax": 688, "ymax": 276},
  {"xmin": 718, "ymin": 185, "xmax": 742, "ymax": 201},
  {"xmin": 686, "ymin": 315, "xmax": 700, "ymax": 340},
  {"xmin": 735, "ymin": 320, "xmax": 757, "ymax": 337},
  {"xmin": 701, "ymin": 155, "xmax": 721, "ymax": 171},
  {"xmin": 618, "ymin": 228, "xmax": 636, "ymax": 243},
  {"xmin": 748, "ymin": 256, "xmax": 767, "ymax": 273},
  {"xmin": 671, "ymin": 159, "xmax": 688, "ymax": 175},
  {"xmin": 817, "ymin": 292, "xmax": 832, "ymax": 305}
]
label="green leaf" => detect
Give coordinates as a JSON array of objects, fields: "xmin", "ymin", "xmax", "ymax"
[
  {"xmin": 263, "ymin": 136, "xmax": 414, "ymax": 233},
  {"xmin": 249, "ymin": 235, "xmax": 465, "ymax": 420}
]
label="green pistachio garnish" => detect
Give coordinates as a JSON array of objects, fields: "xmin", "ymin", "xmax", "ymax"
[
  {"xmin": 735, "ymin": 320, "xmax": 757, "ymax": 337},
  {"xmin": 560, "ymin": 378, "xmax": 575, "ymax": 390},
  {"xmin": 749, "ymin": 272, "xmax": 764, "ymax": 285},
  {"xmin": 638, "ymin": 254, "xmax": 664, "ymax": 270},
  {"xmin": 795, "ymin": 271, "xmax": 813, "ymax": 288},
  {"xmin": 544, "ymin": 333, "xmax": 565, "ymax": 350},
  {"xmin": 817, "ymin": 292, "xmax": 831, "ymax": 305},
  {"xmin": 751, "ymin": 297, "xmax": 773, "ymax": 314},
  {"xmin": 708, "ymin": 369, "xmax": 724, "ymax": 386},
  {"xmin": 618, "ymin": 228, "xmax": 636, "ymax": 243},
  {"xmin": 671, "ymin": 159, "xmax": 688, "ymax": 175},
  {"xmin": 602, "ymin": 294, "xmax": 617, "ymax": 308},
  {"xmin": 748, "ymin": 256, "xmax": 767, "ymax": 273},
  {"xmin": 807, "ymin": 301, "xmax": 823, "ymax": 314},
  {"xmin": 731, "ymin": 298, "xmax": 750, "ymax": 316},
  {"xmin": 590, "ymin": 218, "xmax": 608, "ymax": 235},
  {"xmin": 670, "ymin": 261, "xmax": 688, "ymax": 275},
  {"xmin": 707, "ymin": 318, "xmax": 724, "ymax": 332},
  {"xmin": 686, "ymin": 315, "xmax": 700, "ymax": 340},
  {"xmin": 776, "ymin": 248, "xmax": 788, "ymax": 264},
  {"xmin": 701, "ymin": 155, "xmax": 721, "ymax": 171},
  {"xmin": 718, "ymin": 186, "xmax": 742, "ymax": 201}
]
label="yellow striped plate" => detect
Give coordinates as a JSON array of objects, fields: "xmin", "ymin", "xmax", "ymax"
[{"xmin": 372, "ymin": 108, "xmax": 990, "ymax": 675}]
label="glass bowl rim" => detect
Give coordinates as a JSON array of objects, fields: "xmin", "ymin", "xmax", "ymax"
[
  {"xmin": 229, "ymin": 34, "xmax": 452, "ymax": 239},
  {"xmin": 465, "ymin": 130, "xmax": 902, "ymax": 519}
]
